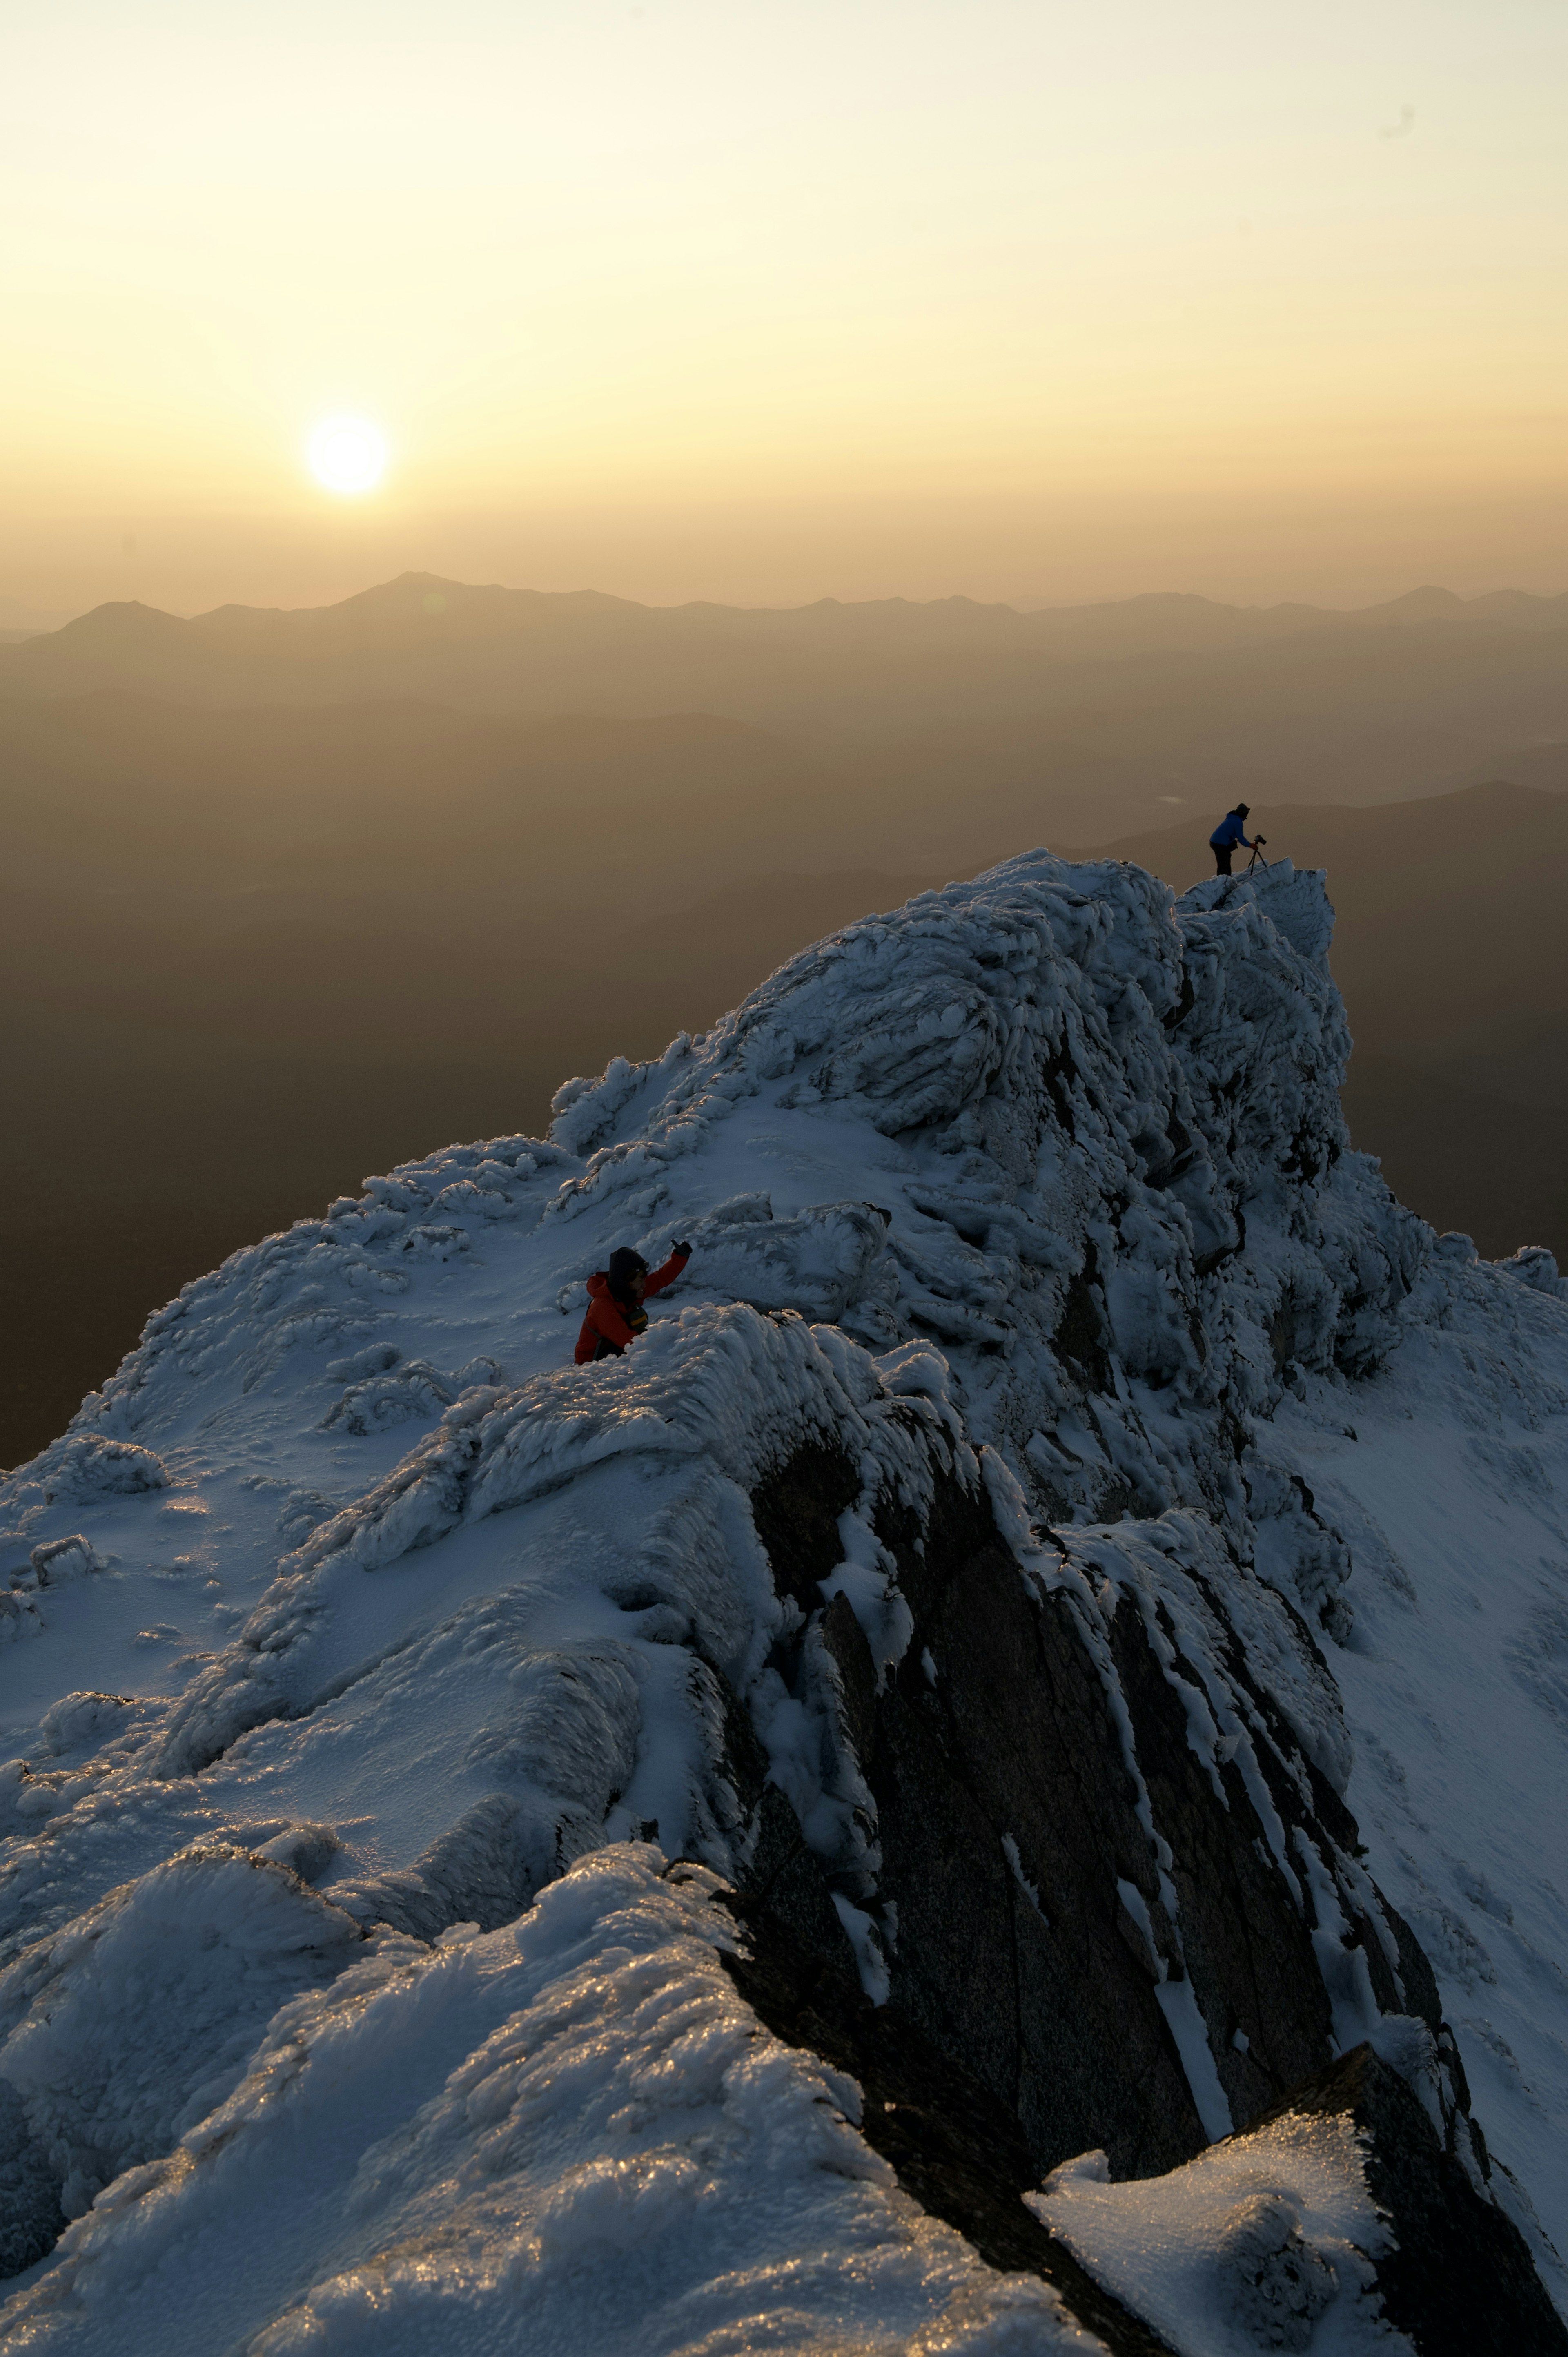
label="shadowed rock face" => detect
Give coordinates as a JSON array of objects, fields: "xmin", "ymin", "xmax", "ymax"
[
  {"xmin": 742, "ymin": 1435, "xmax": 1397, "ymax": 2176},
  {"xmin": 861, "ymin": 1461, "xmax": 1213, "ymax": 2179},
  {"xmin": 713, "ymin": 1882, "xmax": 1180, "ymax": 2357},
  {"xmin": 0, "ymin": 2080, "xmax": 65, "ymax": 2277},
  {"xmin": 731, "ymin": 1427, "xmax": 1567, "ymax": 2349},
  {"xmin": 723, "ymin": 1878, "xmax": 1568, "ymax": 2357}
]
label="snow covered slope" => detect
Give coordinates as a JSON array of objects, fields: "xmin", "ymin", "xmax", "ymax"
[{"xmin": 1, "ymin": 850, "xmax": 1566, "ymax": 2353}]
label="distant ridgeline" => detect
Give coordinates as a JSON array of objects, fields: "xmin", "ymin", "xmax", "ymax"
[
  {"xmin": 5, "ymin": 570, "xmax": 1568, "ymax": 810},
  {"xmin": 2, "ymin": 852, "xmax": 1567, "ymax": 2352}
]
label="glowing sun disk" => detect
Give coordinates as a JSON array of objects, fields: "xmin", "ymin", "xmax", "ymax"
[{"xmin": 308, "ymin": 416, "xmax": 387, "ymax": 495}]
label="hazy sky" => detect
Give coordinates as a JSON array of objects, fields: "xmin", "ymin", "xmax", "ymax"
[{"xmin": 4, "ymin": 0, "xmax": 1566, "ymax": 615}]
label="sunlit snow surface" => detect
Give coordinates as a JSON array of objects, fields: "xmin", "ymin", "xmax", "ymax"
[
  {"xmin": 1035, "ymin": 2118, "xmax": 1406, "ymax": 2357},
  {"xmin": 5, "ymin": 1849, "xmax": 1091, "ymax": 2355},
  {"xmin": 0, "ymin": 849, "xmax": 1565, "ymax": 2350}
]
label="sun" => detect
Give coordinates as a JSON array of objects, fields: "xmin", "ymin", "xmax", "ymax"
[{"xmin": 308, "ymin": 415, "xmax": 388, "ymax": 495}]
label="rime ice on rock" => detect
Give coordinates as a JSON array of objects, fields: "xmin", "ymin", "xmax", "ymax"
[{"xmin": 0, "ymin": 852, "xmax": 1565, "ymax": 2353}]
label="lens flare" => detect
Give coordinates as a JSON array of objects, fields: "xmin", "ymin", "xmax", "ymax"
[{"xmin": 307, "ymin": 416, "xmax": 387, "ymax": 495}]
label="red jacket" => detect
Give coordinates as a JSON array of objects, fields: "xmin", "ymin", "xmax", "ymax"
[{"xmin": 574, "ymin": 1251, "xmax": 690, "ymax": 1364}]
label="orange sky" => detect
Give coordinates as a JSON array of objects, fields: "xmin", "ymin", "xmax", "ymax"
[{"xmin": 4, "ymin": 0, "xmax": 1566, "ymax": 616}]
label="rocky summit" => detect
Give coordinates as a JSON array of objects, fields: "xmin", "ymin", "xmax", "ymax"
[{"xmin": 2, "ymin": 850, "xmax": 1566, "ymax": 2354}]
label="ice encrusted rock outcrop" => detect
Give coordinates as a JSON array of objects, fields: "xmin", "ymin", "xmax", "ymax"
[{"xmin": 1, "ymin": 850, "xmax": 1566, "ymax": 2353}]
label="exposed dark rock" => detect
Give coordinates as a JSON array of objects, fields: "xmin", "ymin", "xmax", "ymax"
[
  {"xmin": 1193, "ymin": 1226, "xmax": 1245, "ymax": 1280},
  {"xmin": 1247, "ymin": 2046, "xmax": 1568, "ymax": 2357},
  {"xmin": 867, "ymin": 1465, "xmax": 1207, "ymax": 2179},
  {"xmin": 0, "ymin": 2080, "xmax": 66, "ymax": 2279},
  {"xmin": 742, "ymin": 1781, "xmax": 857, "ymax": 1969},
  {"xmin": 749, "ymin": 1439, "xmax": 862, "ymax": 1611},
  {"xmin": 736, "ymin": 1407, "xmax": 1566, "ymax": 2341},
  {"xmin": 715, "ymin": 1886, "xmax": 1568, "ymax": 2357},
  {"xmin": 741, "ymin": 1432, "xmax": 1489, "ymax": 2185},
  {"xmin": 708, "ymin": 1645, "xmax": 860, "ymax": 1972},
  {"xmin": 1104, "ymin": 1591, "xmax": 1336, "ymax": 2124},
  {"xmin": 1054, "ymin": 1259, "xmax": 1112, "ymax": 1392},
  {"xmin": 712, "ymin": 1882, "xmax": 1178, "ymax": 2357},
  {"xmin": 819, "ymin": 1588, "xmax": 878, "ymax": 1766},
  {"xmin": 1161, "ymin": 967, "xmax": 1196, "ymax": 1032},
  {"xmin": 1042, "ymin": 1036, "xmax": 1080, "ymax": 1133}
]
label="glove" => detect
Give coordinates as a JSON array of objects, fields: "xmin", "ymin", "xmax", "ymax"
[{"xmin": 671, "ymin": 1241, "xmax": 692, "ymax": 1258}]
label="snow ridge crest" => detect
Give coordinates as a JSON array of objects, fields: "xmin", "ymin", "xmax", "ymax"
[{"xmin": 2, "ymin": 848, "xmax": 1566, "ymax": 2351}]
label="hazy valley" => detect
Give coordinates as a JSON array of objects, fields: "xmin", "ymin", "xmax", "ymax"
[{"xmin": 5, "ymin": 575, "xmax": 1566, "ymax": 1466}]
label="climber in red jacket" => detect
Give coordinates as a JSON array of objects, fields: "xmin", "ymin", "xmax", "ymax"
[{"xmin": 574, "ymin": 1243, "xmax": 692, "ymax": 1364}]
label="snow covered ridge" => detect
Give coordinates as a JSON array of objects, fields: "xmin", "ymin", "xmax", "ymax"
[{"xmin": 2, "ymin": 850, "xmax": 1567, "ymax": 2353}]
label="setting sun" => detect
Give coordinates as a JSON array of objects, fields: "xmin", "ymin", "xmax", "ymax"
[{"xmin": 308, "ymin": 416, "xmax": 387, "ymax": 496}]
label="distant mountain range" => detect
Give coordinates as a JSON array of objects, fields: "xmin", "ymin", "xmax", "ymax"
[
  {"xmin": 4, "ymin": 571, "xmax": 1568, "ymax": 805},
  {"xmin": 9, "ymin": 572, "xmax": 1568, "ymax": 686}
]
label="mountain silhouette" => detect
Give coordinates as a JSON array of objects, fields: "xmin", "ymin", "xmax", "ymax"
[{"xmin": 4, "ymin": 573, "xmax": 1568, "ymax": 801}]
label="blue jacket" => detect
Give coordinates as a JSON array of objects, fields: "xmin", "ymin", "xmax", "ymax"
[{"xmin": 1209, "ymin": 810, "xmax": 1253, "ymax": 849}]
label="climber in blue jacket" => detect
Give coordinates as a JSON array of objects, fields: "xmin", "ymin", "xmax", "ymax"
[{"xmin": 1208, "ymin": 804, "xmax": 1263, "ymax": 875}]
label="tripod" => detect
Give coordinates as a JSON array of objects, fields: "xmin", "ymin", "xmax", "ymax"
[{"xmin": 1245, "ymin": 837, "xmax": 1270, "ymax": 872}]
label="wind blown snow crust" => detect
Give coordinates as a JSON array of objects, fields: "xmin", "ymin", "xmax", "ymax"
[{"xmin": 1, "ymin": 850, "xmax": 1566, "ymax": 2350}]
